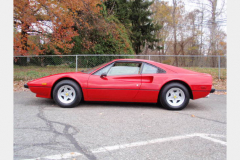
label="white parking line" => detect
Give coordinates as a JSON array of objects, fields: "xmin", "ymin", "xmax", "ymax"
[
  {"xmin": 24, "ymin": 152, "xmax": 82, "ymax": 160},
  {"xmin": 202, "ymin": 133, "xmax": 226, "ymax": 138},
  {"xmin": 197, "ymin": 134, "xmax": 227, "ymax": 146},
  {"xmin": 23, "ymin": 133, "xmax": 226, "ymax": 160},
  {"xmin": 92, "ymin": 133, "xmax": 197, "ymax": 153}
]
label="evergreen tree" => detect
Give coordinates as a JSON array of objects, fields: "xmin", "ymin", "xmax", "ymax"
[
  {"xmin": 104, "ymin": 0, "xmax": 131, "ymax": 29},
  {"xmin": 104, "ymin": 0, "xmax": 161, "ymax": 54},
  {"xmin": 129, "ymin": 0, "xmax": 161, "ymax": 54}
]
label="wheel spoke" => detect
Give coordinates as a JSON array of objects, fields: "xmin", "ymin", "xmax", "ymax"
[
  {"xmin": 70, "ymin": 91, "xmax": 74, "ymax": 96},
  {"xmin": 167, "ymin": 96, "xmax": 173, "ymax": 101},
  {"xmin": 173, "ymin": 99, "xmax": 177, "ymax": 104}
]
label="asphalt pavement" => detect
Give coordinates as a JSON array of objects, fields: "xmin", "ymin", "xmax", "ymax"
[{"xmin": 14, "ymin": 91, "xmax": 226, "ymax": 160}]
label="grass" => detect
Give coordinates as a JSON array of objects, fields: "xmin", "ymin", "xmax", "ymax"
[
  {"xmin": 183, "ymin": 67, "xmax": 227, "ymax": 80},
  {"xmin": 14, "ymin": 65, "xmax": 77, "ymax": 81},
  {"xmin": 14, "ymin": 65, "xmax": 226, "ymax": 90}
]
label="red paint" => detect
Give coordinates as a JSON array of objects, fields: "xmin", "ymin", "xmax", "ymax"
[
  {"xmin": 27, "ymin": 59, "xmax": 213, "ymax": 102},
  {"xmin": 29, "ymin": 86, "xmax": 51, "ymax": 98},
  {"xmin": 87, "ymin": 74, "xmax": 141, "ymax": 101}
]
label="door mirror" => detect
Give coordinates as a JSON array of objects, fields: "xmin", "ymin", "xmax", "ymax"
[{"xmin": 100, "ymin": 72, "xmax": 107, "ymax": 78}]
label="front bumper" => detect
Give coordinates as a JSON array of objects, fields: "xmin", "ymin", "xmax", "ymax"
[{"xmin": 24, "ymin": 84, "xmax": 29, "ymax": 89}]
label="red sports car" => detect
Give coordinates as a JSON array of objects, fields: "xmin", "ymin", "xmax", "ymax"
[{"xmin": 24, "ymin": 59, "xmax": 215, "ymax": 110}]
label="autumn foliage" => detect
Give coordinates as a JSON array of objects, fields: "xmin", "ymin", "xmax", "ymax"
[
  {"xmin": 14, "ymin": 0, "xmax": 102, "ymax": 56},
  {"xmin": 14, "ymin": 0, "xmax": 226, "ymax": 58}
]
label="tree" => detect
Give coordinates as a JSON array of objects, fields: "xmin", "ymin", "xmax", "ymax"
[
  {"xmin": 14, "ymin": 0, "xmax": 82, "ymax": 56},
  {"xmin": 206, "ymin": 0, "xmax": 226, "ymax": 66},
  {"xmin": 14, "ymin": 0, "xmax": 106, "ymax": 56},
  {"xmin": 103, "ymin": 0, "xmax": 131, "ymax": 29},
  {"xmin": 14, "ymin": 0, "xmax": 43, "ymax": 56},
  {"xmin": 129, "ymin": 0, "xmax": 161, "ymax": 54},
  {"xmin": 104, "ymin": 0, "xmax": 161, "ymax": 54},
  {"xmin": 171, "ymin": 0, "xmax": 183, "ymax": 66},
  {"xmin": 69, "ymin": 0, "xmax": 134, "ymax": 56},
  {"xmin": 150, "ymin": 0, "xmax": 172, "ymax": 55},
  {"xmin": 188, "ymin": 0, "xmax": 226, "ymax": 66}
]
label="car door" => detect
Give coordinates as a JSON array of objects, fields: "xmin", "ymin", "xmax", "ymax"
[
  {"xmin": 134, "ymin": 62, "xmax": 167, "ymax": 103},
  {"xmin": 87, "ymin": 61, "xmax": 142, "ymax": 102}
]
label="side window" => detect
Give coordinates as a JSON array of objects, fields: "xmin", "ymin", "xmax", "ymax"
[
  {"xmin": 107, "ymin": 62, "xmax": 142, "ymax": 76},
  {"xmin": 93, "ymin": 64, "xmax": 112, "ymax": 76},
  {"xmin": 142, "ymin": 63, "xmax": 165, "ymax": 74}
]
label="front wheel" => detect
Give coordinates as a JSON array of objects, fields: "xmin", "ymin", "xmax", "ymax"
[
  {"xmin": 53, "ymin": 80, "xmax": 82, "ymax": 108},
  {"xmin": 159, "ymin": 83, "xmax": 190, "ymax": 110}
]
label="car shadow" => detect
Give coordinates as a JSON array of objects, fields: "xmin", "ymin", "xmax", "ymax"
[
  {"xmin": 80, "ymin": 101, "xmax": 161, "ymax": 109},
  {"xmin": 33, "ymin": 98, "xmax": 163, "ymax": 109},
  {"xmin": 31, "ymin": 98, "xmax": 205, "ymax": 111}
]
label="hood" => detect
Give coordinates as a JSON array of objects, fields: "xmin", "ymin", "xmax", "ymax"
[
  {"xmin": 27, "ymin": 71, "xmax": 90, "ymax": 89},
  {"xmin": 28, "ymin": 71, "xmax": 87, "ymax": 84}
]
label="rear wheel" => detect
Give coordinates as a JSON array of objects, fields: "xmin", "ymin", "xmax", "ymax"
[
  {"xmin": 159, "ymin": 83, "xmax": 190, "ymax": 110},
  {"xmin": 53, "ymin": 80, "xmax": 82, "ymax": 108}
]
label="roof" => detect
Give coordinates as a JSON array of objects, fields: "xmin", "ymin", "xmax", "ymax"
[
  {"xmin": 112, "ymin": 59, "xmax": 155, "ymax": 63},
  {"xmin": 112, "ymin": 58, "xmax": 199, "ymax": 74}
]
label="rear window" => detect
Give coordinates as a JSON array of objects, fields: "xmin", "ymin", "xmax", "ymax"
[{"xmin": 142, "ymin": 63, "xmax": 166, "ymax": 74}]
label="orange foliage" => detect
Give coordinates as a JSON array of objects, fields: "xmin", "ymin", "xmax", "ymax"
[{"xmin": 14, "ymin": 0, "xmax": 102, "ymax": 56}]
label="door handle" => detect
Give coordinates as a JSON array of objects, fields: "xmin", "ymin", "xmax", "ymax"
[{"xmin": 100, "ymin": 72, "xmax": 107, "ymax": 78}]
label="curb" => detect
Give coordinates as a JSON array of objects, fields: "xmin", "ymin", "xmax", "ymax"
[{"xmin": 215, "ymin": 90, "xmax": 226, "ymax": 92}]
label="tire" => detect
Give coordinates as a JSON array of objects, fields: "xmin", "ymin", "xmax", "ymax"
[
  {"xmin": 159, "ymin": 83, "xmax": 190, "ymax": 110},
  {"xmin": 53, "ymin": 80, "xmax": 82, "ymax": 108}
]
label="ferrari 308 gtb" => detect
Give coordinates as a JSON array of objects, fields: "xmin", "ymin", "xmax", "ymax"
[{"xmin": 24, "ymin": 59, "xmax": 215, "ymax": 110}]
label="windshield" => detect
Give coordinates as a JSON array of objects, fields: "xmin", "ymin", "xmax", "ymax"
[{"xmin": 82, "ymin": 63, "xmax": 108, "ymax": 74}]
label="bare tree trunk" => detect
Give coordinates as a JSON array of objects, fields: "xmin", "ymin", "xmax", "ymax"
[
  {"xmin": 21, "ymin": 23, "xmax": 29, "ymax": 54},
  {"xmin": 172, "ymin": 0, "xmax": 178, "ymax": 66},
  {"xmin": 190, "ymin": 0, "xmax": 225, "ymax": 67},
  {"xmin": 178, "ymin": 42, "xmax": 185, "ymax": 67},
  {"xmin": 209, "ymin": 0, "xmax": 217, "ymax": 67},
  {"xmin": 143, "ymin": 40, "xmax": 149, "ymax": 55},
  {"xmin": 200, "ymin": 2, "xmax": 204, "ymax": 55},
  {"xmin": 19, "ymin": 23, "xmax": 29, "ymax": 66}
]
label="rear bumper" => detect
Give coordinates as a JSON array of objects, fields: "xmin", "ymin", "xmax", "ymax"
[
  {"xmin": 210, "ymin": 88, "xmax": 215, "ymax": 93},
  {"xmin": 205, "ymin": 88, "xmax": 215, "ymax": 98},
  {"xmin": 193, "ymin": 88, "xmax": 216, "ymax": 99},
  {"xmin": 24, "ymin": 84, "xmax": 29, "ymax": 89}
]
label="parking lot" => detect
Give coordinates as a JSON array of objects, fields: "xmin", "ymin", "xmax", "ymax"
[{"xmin": 14, "ymin": 91, "xmax": 226, "ymax": 160}]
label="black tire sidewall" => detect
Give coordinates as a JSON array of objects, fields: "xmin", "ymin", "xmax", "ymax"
[
  {"xmin": 159, "ymin": 83, "xmax": 190, "ymax": 110},
  {"xmin": 53, "ymin": 80, "xmax": 82, "ymax": 108}
]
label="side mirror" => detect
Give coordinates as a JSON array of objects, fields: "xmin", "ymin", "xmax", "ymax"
[{"xmin": 100, "ymin": 72, "xmax": 107, "ymax": 78}]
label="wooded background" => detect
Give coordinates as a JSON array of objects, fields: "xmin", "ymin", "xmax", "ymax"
[{"xmin": 14, "ymin": 0, "xmax": 227, "ymax": 66}]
